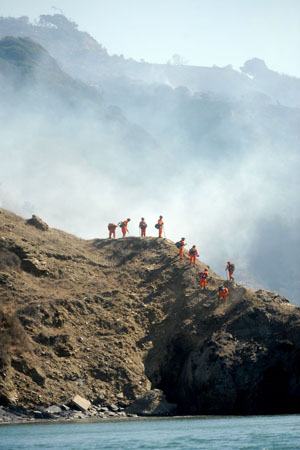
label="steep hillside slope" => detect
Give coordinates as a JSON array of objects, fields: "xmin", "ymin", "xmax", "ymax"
[{"xmin": 1, "ymin": 208, "xmax": 300, "ymax": 414}]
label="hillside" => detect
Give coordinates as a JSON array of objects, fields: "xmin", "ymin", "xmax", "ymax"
[
  {"xmin": 0, "ymin": 35, "xmax": 155, "ymax": 143},
  {"xmin": 1, "ymin": 208, "xmax": 300, "ymax": 415},
  {"xmin": 1, "ymin": 15, "xmax": 300, "ymax": 107}
]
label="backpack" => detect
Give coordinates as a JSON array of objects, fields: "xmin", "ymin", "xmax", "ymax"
[
  {"xmin": 175, "ymin": 241, "xmax": 182, "ymax": 248},
  {"xmin": 118, "ymin": 221, "xmax": 126, "ymax": 228},
  {"xmin": 108, "ymin": 223, "xmax": 116, "ymax": 230},
  {"xmin": 201, "ymin": 272, "xmax": 207, "ymax": 279},
  {"xmin": 189, "ymin": 248, "xmax": 196, "ymax": 255},
  {"xmin": 218, "ymin": 285, "xmax": 225, "ymax": 292},
  {"xmin": 140, "ymin": 221, "xmax": 147, "ymax": 229},
  {"xmin": 229, "ymin": 264, "xmax": 235, "ymax": 271},
  {"xmin": 155, "ymin": 223, "xmax": 160, "ymax": 229}
]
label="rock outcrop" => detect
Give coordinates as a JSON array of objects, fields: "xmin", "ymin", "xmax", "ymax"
[
  {"xmin": 26, "ymin": 215, "xmax": 49, "ymax": 231},
  {"xmin": 0, "ymin": 208, "xmax": 300, "ymax": 415},
  {"xmin": 125, "ymin": 389, "xmax": 177, "ymax": 416}
]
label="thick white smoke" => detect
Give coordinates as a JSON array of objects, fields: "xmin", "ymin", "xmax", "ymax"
[{"xmin": 0, "ymin": 38, "xmax": 299, "ymax": 303}]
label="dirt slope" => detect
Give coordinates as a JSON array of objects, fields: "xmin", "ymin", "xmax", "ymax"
[{"xmin": 0, "ymin": 208, "xmax": 300, "ymax": 414}]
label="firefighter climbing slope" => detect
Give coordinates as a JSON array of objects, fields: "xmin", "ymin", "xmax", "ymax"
[
  {"xmin": 189, "ymin": 245, "xmax": 199, "ymax": 265},
  {"xmin": 199, "ymin": 268, "xmax": 209, "ymax": 289},
  {"xmin": 176, "ymin": 237, "xmax": 186, "ymax": 259},
  {"xmin": 219, "ymin": 285, "xmax": 229, "ymax": 301},
  {"xmin": 226, "ymin": 261, "xmax": 235, "ymax": 281}
]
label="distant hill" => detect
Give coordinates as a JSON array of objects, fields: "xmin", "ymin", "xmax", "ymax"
[
  {"xmin": 0, "ymin": 35, "xmax": 157, "ymax": 178},
  {"xmin": 1, "ymin": 207, "xmax": 300, "ymax": 415},
  {"xmin": 1, "ymin": 14, "xmax": 300, "ymax": 107},
  {"xmin": 0, "ymin": 36, "xmax": 103, "ymax": 108}
]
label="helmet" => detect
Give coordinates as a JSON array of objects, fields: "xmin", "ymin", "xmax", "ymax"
[
  {"xmin": 159, "ymin": 215, "xmax": 163, "ymax": 218},
  {"xmin": 204, "ymin": 268, "xmax": 208, "ymax": 271},
  {"xmin": 181, "ymin": 237, "xmax": 185, "ymax": 240},
  {"xmin": 141, "ymin": 218, "xmax": 145, "ymax": 220},
  {"xmin": 193, "ymin": 245, "xmax": 196, "ymax": 248}
]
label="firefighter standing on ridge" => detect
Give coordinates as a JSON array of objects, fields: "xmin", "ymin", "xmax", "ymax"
[
  {"xmin": 156, "ymin": 215, "xmax": 164, "ymax": 238},
  {"xmin": 189, "ymin": 245, "xmax": 199, "ymax": 265},
  {"xmin": 177, "ymin": 237, "xmax": 186, "ymax": 259},
  {"xmin": 199, "ymin": 268, "xmax": 209, "ymax": 289},
  {"xmin": 139, "ymin": 218, "xmax": 147, "ymax": 237},
  {"xmin": 226, "ymin": 261, "xmax": 235, "ymax": 281},
  {"xmin": 108, "ymin": 222, "xmax": 117, "ymax": 239},
  {"xmin": 119, "ymin": 218, "xmax": 131, "ymax": 237},
  {"xmin": 219, "ymin": 285, "xmax": 229, "ymax": 301}
]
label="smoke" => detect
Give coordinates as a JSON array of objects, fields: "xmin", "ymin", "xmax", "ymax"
[{"xmin": 0, "ymin": 41, "xmax": 299, "ymax": 303}]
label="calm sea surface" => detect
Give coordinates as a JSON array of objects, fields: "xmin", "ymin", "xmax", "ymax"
[{"xmin": 0, "ymin": 415, "xmax": 299, "ymax": 449}]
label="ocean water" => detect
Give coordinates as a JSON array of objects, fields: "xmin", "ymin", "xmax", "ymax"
[{"xmin": 0, "ymin": 415, "xmax": 299, "ymax": 449}]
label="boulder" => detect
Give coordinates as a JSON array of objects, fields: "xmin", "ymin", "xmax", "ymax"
[
  {"xmin": 125, "ymin": 389, "xmax": 177, "ymax": 416},
  {"xmin": 46, "ymin": 405, "xmax": 62, "ymax": 414},
  {"xmin": 71, "ymin": 395, "xmax": 91, "ymax": 412}
]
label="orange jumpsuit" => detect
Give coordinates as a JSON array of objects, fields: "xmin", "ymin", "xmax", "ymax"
[
  {"xmin": 189, "ymin": 247, "xmax": 199, "ymax": 265},
  {"xmin": 139, "ymin": 220, "xmax": 147, "ymax": 237},
  {"xmin": 157, "ymin": 219, "xmax": 164, "ymax": 237},
  {"xmin": 179, "ymin": 239, "xmax": 186, "ymax": 259},
  {"xmin": 121, "ymin": 220, "xmax": 129, "ymax": 237},
  {"xmin": 199, "ymin": 270, "xmax": 208, "ymax": 288},
  {"xmin": 219, "ymin": 287, "xmax": 229, "ymax": 301},
  {"xmin": 226, "ymin": 262, "xmax": 235, "ymax": 280},
  {"xmin": 108, "ymin": 223, "xmax": 117, "ymax": 238}
]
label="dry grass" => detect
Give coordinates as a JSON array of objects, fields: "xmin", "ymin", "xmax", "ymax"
[
  {"xmin": 0, "ymin": 250, "xmax": 20, "ymax": 270},
  {"xmin": 0, "ymin": 309, "xmax": 29, "ymax": 369}
]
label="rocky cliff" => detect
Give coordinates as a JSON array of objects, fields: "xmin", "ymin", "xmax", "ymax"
[{"xmin": 0, "ymin": 208, "xmax": 300, "ymax": 415}]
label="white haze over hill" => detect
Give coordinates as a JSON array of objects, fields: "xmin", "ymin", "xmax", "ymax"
[
  {"xmin": 0, "ymin": 19, "xmax": 299, "ymax": 304},
  {"xmin": 1, "ymin": 0, "xmax": 300, "ymax": 77},
  {"xmin": 0, "ymin": 81, "xmax": 299, "ymax": 303}
]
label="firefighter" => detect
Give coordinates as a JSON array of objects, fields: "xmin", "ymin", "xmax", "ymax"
[
  {"xmin": 219, "ymin": 285, "xmax": 229, "ymax": 301},
  {"xmin": 139, "ymin": 218, "xmax": 147, "ymax": 237},
  {"xmin": 226, "ymin": 261, "xmax": 235, "ymax": 281},
  {"xmin": 189, "ymin": 245, "xmax": 199, "ymax": 265},
  {"xmin": 199, "ymin": 268, "xmax": 209, "ymax": 289},
  {"xmin": 119, "ymin": 218, "xmax": 131, "ymax": 237},
  {"xmin": 107, "ymin": 223, "xmax": 117, "ymax": 238},
  {"xmin": 156, "ymin": 215, "xmax": 164, "ymax": 238},
  {"xmin": 178, "ymin": 237, "xmax": 186, "ymax": 259}
]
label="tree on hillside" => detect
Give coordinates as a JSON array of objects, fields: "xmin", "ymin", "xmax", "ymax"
[
  {"xmin": 167, "ymin": 54, "xmax": 188, "ymax": 66},
  {"xmin": 38, "ymin": 14, "xmax": 78, "ymax": 30}
]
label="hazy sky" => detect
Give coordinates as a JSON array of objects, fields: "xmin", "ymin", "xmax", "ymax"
[{"xmin": 1, "ymin": 0, "xmax": 300, "ymax": 77}]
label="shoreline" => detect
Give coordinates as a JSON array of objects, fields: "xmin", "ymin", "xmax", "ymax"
[
  {"xmin": 0, "ymin": 404, "xmax": 140, "ymax": 426},
  {"xmin": 1, "ymin": 409, "xmax": 299, "ymax": 427}
]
